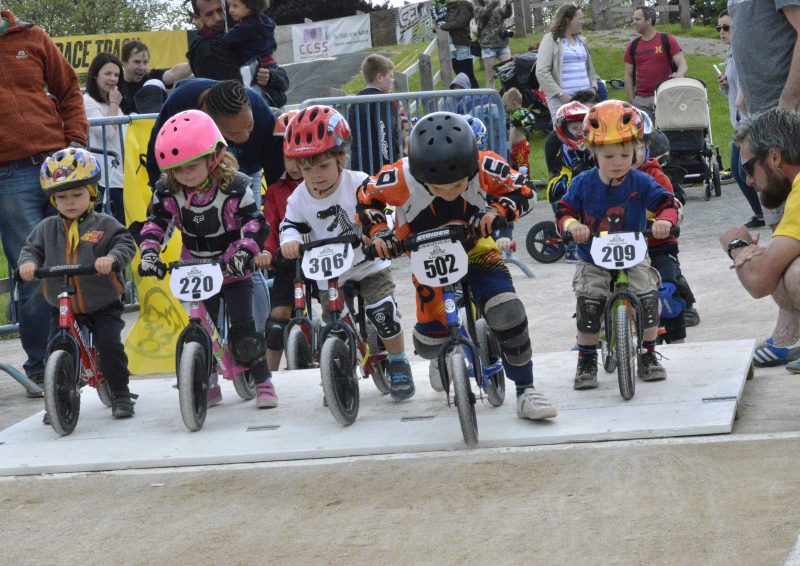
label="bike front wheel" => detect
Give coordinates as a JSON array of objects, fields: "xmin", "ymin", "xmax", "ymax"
[
  {"xmin": 526, "ymin": 221, "xmax": 565, "ymax": 264},
  {"xmin": 286, "ymin": 325, "xmax": 314, "ymax": 370},
  {"xmin": 178, "ymin": 341, "xmax": 210, "ymax": 431},
  {"xmin": 476, "ymin": 319, "xmax": 505, "ymax": 407},
  {"xmin": 614, "ymin": 304, "xmax": 636, "ymax": 400},
  {"xmin": 44, "ymin": 350, "xmax": 81, "ymax": 436},
  {"xmin": 320, "ymin": 337, "xmax": 359, "ymax": 426},
  {"xmin": 451, "ymin": 351, "xmax": 478, "ymax": 447}
]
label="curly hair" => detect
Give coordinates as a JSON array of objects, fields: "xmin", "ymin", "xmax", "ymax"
[
  {"xmin": 164, "ymin": 151, "xmax": 240, "ymax": 194},
  {"xmin": 550, "ymin": 3, "xmax": 581, "ymax": 40},
  {"xmin": 203, "ymin": 80, "xmax": 251, "ymax": 119}
]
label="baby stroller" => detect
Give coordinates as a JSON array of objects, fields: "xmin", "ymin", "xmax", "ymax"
[
  {"xmin": 493, "ymin": 51, "xmax": 552, "ymax": 132},
  {"xmin": 654, "ymin": 78, "xmax": 722, "ymax": 201}
]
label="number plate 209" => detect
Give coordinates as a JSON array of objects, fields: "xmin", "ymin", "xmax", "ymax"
[
  {"xmin": 410, "ymin": 239, "xmax": 468, "ymax": 287},
  {"xmin": 589, "ymin": 232, "xmax": 648, "ymax": 270},
  {"xmin": 169, "ymin": 263, "xmax": 224, "ymax": 301}
]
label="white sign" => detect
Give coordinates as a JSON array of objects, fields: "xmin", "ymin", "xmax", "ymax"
[
  {"xmin": 291, "ymin": 14, "xmax": 372, "ymax": 62},
  {"xmin": 169, "ymin": 263, "xmax": 223, "ymax": 302},
  {"xmin": 301, "ymin": 242, "xmax": 355, "ymax": 281},
  {"xmin": 589, "ymin": 232, "xmax": 648, "ymax": 270},
  {"xmin": 410, "ymin": 239, "xmax": 469, "ymax": 287},
  {"xmin": 395, "ymin": 1, "xmax": 434, "ymax": 45}
]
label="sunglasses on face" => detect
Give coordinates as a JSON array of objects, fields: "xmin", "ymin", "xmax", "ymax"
[
  {"xmin": 716, "ymin": 24, "xmax": 731, "ymax": 32},
  {"xmin": 742, "ymin": 155, "xmax": 760, "ymax": 177}
]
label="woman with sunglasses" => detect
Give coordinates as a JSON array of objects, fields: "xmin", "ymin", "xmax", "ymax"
[{"xmin": 717, "ymin": 9, "xmax": 765, "ymax": 229}]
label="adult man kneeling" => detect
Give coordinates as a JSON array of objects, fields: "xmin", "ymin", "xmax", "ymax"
[{"xmin": 720, "ymin": 108, "xmax": 800, "ymax": 371}]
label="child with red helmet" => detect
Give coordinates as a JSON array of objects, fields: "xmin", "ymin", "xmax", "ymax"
[
  {"xmin": 556, "ymin": 100, "xmax": 680, "ymax": 389},
  {"xmin": 278, "ymin": 105, "xmax": 415, "ymax": 401},
  {"xmin": 358, "ymin": 111, "xmax": 558, "ymax": 421},
  {"xmin": 137, "ymin": 109, "xmax": 275, "ymax": 408}
]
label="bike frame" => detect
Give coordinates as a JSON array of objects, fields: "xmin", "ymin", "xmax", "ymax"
[
  {"xmin": 180, "ymin": 298, "xmax": 248, "ymax": 381},
  {"xmin": 53, "ymin": 280, "xmax": 103, "ymax": 389},
  {"xmin": 283, "ymin": 257, "xmax": 320, "ymax": 360},
  {"xmin": 603, "ymin": 267, "xmax": 646, "ymax": 353}
]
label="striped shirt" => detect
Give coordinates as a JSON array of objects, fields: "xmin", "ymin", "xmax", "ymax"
[{"xmin": 560, "ymin": 38, "xmax": 591, "ymax": 95}]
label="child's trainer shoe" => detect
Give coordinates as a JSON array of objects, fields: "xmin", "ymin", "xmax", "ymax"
[
  {"xmin": 256, "ymin": 380, "xmax": 279, "ymax": 408},
  {"xmin": 516, "ymin": 388, "xmax": 557, "ymax": 420},
  {"xmin": 574, "ymin": 356, "xmax": 598, "ymax": 389},
  {"xmin": 638, "ymin": 350, "xmax": 667, "ymax": 381},
  {"xmin": 111, "ymin": 390, "xmax": 137, "ymax": 419},
  {"xmin": 388, "ymin": 358, "xmax": 415, "ymax": 401}
]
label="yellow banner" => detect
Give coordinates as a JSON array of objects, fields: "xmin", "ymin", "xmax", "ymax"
[
  {"xmin": 52, "ymin": 30, "xmax": 188, "ymax": 74},
  {"xmin": 123, "ymin": 118, "xmax": 187, "ymax": 375}
]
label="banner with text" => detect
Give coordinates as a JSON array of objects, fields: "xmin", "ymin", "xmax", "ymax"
[
  {"xmin": 291, "ymin": 13, "xmax": 371, "ymax": 62},
  {"xmin": 395, "ymin": 1, "xmax": 434, "ymax": 45},
  {"xmin": 52, "ymin": 30, "xmax": 188, "ymax": 75}
]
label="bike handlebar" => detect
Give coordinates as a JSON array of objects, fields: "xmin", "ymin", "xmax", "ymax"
[
  {"xmin": 164, "ymin": 258, "xmax": 224, "ymax": 272},
  {"xmin": 562, "ymin": 226, "xmax": 680, "ymax": 243},
  {"xmin": 14, "ymin": 262, "xmax": 119, "ymax": 280},
  {"xmin": 299, "ymin": 234, "xmax": 362, "ymax": 252}
]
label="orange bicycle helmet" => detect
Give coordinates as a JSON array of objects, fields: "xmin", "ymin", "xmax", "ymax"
[
  {"xmin": 583, "ymin": 100, "xmax": 642, "ymax": 146},
  {"xmin": 284, "ymin": 105, "xmax": 350, "ymax": 158}
]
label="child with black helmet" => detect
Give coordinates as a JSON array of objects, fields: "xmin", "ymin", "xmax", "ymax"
[
  {"xmin": 358, "ymin": 111, "xmax": 557, "ymax": 421},
  {"xmin": 19, "ymin": 148, "xmax": 137, "ymax": 419}
]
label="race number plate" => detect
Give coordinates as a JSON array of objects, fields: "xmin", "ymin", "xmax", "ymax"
[
  {"xmin": 301, "ymin": 242, "xmax": 354, "ymax": 281},
  {"xmin": 169, "ymin": 263, "xmax": 224, "ymax": 301},
  {"xmin": 410, "ymin": 239, "xmax": 469, "ymax": 287},
  {"xmin": 589, "ymin": 232, "xmax": 648, "ymax": 270}
]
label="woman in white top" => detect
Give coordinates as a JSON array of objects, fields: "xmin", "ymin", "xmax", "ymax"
[
  {"xmin": 83, "ymin": 53, "xmax": 126, "ymax": 224},
  {"xmin": 535, "ymin": 3, "xmax": 597, "ymax": 123}
]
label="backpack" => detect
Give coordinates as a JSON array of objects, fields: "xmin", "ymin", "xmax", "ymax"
[{"xmin": 628, "ymin": 32, "xmax": 677, "ymax": 79}]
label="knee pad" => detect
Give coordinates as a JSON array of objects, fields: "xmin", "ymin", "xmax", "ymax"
[
  {"xmin": 412, "ymin": 327, "xmax": 448, "ymax": 360},
  {"xmin": 638, "ymin": 291, "xmax": 660, "ymax": 329},
  {"xmin": 266, "ymin": 318, "xmax": 288, "ymax": 350},
  {"xmin": 484, "ymin": 292, "xmax": 531, "ymax": 366},
  {"xmin": 230, "ymin": 320, "xmax": 267, "ymax": 364},
  {"xmin": 658, "ymin": 282, "xmax": 685, "ymax": 320},
  {"xmin": 576, "ymin": 296, "xmax": 606, "ymax": 334},
  {"xmin": 365, "ymin": 296, "xmax": 402, "ymax": 339}
]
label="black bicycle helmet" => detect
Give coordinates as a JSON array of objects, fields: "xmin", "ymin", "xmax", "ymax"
[
  {"xmin": 649, "ymin": 128, "xmax": 671, "ymax": 165},
  {"xmin": 409, "ymin": 112, "xmax": 479, "ymax": 184}
]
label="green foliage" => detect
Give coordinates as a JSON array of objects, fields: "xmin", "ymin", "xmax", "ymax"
[
  {"xmin": 4, "ymin": 0, "xmax": 185, "ymax": 36},
  {"xmin": 271, "ymin": 0, "xmax": 389, "ymax": 26},
  {"xmin": 683, "ymin": 0, "xmax": 728, "ymax": 26}
]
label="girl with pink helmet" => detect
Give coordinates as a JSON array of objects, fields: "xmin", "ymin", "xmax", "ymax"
[{"xmin": 137, "ymin": 109, "xmax": 278, "ymax": 408}]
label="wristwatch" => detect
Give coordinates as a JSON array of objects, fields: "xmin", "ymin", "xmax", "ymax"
[{"xmin": 727, "ymin": 238, "xmax": 750, "ymax": 260}]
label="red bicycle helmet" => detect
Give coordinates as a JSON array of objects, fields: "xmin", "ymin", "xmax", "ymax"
[
  {"xmin": 284, "ymin": 105, "xmax": 350, "ymax": 159},
  {"xmin": 554, "ymin": 102, "xmax": 589, "ymax": 151}
]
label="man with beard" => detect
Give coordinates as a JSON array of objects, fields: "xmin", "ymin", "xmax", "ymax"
[{"xmin": 720, "ymin": 108, "xmax": 800, "ymax": 370}]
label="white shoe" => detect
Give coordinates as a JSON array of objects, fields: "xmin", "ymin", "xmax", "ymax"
[
  {"xmin": 516, "ymin": 387, "xmax": 557, "ymax": 420},
  {"xmin": 428, "ymin": 359, "xmax": 444, "ymax": 392}
]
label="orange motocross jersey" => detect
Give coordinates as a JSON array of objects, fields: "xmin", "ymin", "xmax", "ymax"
[{"xmin": 356, "ymin": 150, "xmax": 533, "ymax": 241}]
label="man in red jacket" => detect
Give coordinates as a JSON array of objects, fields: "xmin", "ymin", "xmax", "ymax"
[{"xmin": 0, "ymin": 8, "xmax": 88, "ymax": 389}]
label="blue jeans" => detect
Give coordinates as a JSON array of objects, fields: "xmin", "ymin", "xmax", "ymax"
[
  {"xmin": 0, "ymin": 158, "xmax": 55, "ymax": 377},
  {"xmin": 244, "ymin": 170, "xmax": 270, "ymax": 333},
  {"xmin": 731, "ymin": 142, "xmax": 763, "ymax": 218}
]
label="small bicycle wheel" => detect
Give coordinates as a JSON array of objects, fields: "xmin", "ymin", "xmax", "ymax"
[
  {"xmin": 476, "ymin": 319, "xmax": 505, "ymax": 407},
  {"xmin": 614, "ymin": 304, "xmax": 636, "ymax": 400},
  {"xmin": 712, "ymin": 161, "xmax": 722, "ymax": 197},
  {"xmin": 233, "ymin": 370, "xmax": 256, "ymax": 400},
  {"xmin": 450, "ymin": 351, "xmax": 478, "ymax": 447},
  {"xmin": 367, "ymin": 322, "xmax": 390, "ymax": 395},
  {"xmin": 97, "ymin": 379, "xmax": 113, "ymax": 407},
  {"xmin": 44, "ymin": 350, "xmax": 81, "ymax": 436},
  {"xmin": 320, "ymin": 337, "xmax": 359, "ymax": 426},
  {"xmin": 178, "ymin": 341, "xmax": 210, "ymax": 431},
  {"xmin": 600, "ymin": 336, "xmax": 616, "ymax": 373},
  {"xmin": 526, "ymin": 221, "xmax": 565, "ymax": 264},
  {"xmin": 286, "ymin": 325, "xmax": 314, "ymax": 370}
]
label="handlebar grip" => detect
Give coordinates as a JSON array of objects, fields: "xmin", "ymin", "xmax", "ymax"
[{"xmin": 562, "ymin": 225, "xmax": 681, "ymax": 243}]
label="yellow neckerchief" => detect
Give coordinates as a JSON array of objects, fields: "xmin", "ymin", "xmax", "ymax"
[{"xmin": 59, "ymin": 205, "xmax": 93, "ymax": 252}]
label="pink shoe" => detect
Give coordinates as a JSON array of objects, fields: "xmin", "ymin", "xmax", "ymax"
[
  {"xmin": 256, "ymin": 380, "xmax": 278, "ymax": 409},
  {"xmin": 207, "ymin": 384, "xmax": 223, "ymax": 407}
]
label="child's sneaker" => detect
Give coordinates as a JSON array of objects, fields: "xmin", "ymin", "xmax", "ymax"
[
  {"xmin": 574, "ymin": 356, "xmax": 598, "ymax": 389},
  {"xmin": 683, "ymin": 306, "xmax": 700, "ymax": 327},
  {"xmin": 564, "ymin": 243, "xmax": 578, "ymax": 263},
  {"xmin": 111, "ymin": 391, "xmax": 136, "ymax": 419},
  {"xmin": 516, "ymin": 387, "xmax": 557, "ymax": 420},
  {"xmin": 256, "ymin": 380, "xmax": 278, "ymax": 408},
  {"xmin": 388, "ymin": 358, "xmax": 415, "ymax": 401},
  {"xmin": 638, "ymin": 350, "xmax": 667, "ymax": 381},
  {"xmin": 753, "ymin": 337, "xmax": 800, "ymax": 367},
  {"xmin": 428, "ymin": 359, "xmax": 444, "ymax": 392}
]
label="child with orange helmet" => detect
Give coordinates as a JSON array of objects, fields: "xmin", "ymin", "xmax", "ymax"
[
  {"xmin": 555, "ymin": 100, "xmax": 680, "ymax": 389},
  {"xmin": 278, "ymin": 105, "xmax": 415, "ymax": 401},
  {"xmin": 138, "ymin": 109, "xmax": 275, "ymax": 408}
]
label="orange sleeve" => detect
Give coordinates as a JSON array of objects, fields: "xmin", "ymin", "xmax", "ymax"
[
  {"xmin": 356, "ymin": 159, "xmax": 411, "ymax": 237},
  {"xmin": 477, "ymin": 151, "xmax": 533, "ymax": 219}
]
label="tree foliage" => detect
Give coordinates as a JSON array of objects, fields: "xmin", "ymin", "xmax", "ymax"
[
  {"xmin": 270, "ymin": 0, "xmax": 390, "ymax": 26},
  {"xmin": 4, "ymin": 0, "xmax": 186, "ymax": 36},
  {"xmin": 666, "ymin": 0, "xmax": 727, "ymax": 25}
]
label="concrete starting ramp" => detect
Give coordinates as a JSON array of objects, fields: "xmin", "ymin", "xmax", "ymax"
[{"xmin": 0, "ymin": 340, "xmax": 754, "ymax": 477}]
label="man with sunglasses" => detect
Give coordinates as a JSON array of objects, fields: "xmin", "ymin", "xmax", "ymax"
[{"xmin": 720, "ymin": 108, "xmax": 800, "ymax": 370}]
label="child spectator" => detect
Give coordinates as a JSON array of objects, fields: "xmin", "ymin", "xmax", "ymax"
[
  {"xmin": 544, "ymin": 88, "xmax": 599, "ymax": 176},
  {"xmin": 358, "ymin": 111, "xmax": 557, "ymax": 421},
  {"xmin": 221, "ymin": 0, "xmax": 277, "ymax": 68},
  {"xmin": 19, "ymin": 148, "xmax": 137, "ymax": 419},
  {"xmin": 279, "ymin": 105, "xmax": 415, "ymax": 401},
  {"xmin": 348, "ymin": 54, "xmax": 402, "ymax": 175},
  {"xmin": 501, "ymin": 87, "xmax": 536, "ymax": 175},
  {"xmin": 556, "ymin": 100, "xmax": 679, "ymax": 389},
  {"xmin": 138, "ymin": 110, "xmax": 276, "ymax": 408}
]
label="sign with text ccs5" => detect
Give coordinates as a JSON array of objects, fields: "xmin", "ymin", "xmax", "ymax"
[{"xmin": 291, "ymin": 14, "xmax": 371, "ymax": 62}]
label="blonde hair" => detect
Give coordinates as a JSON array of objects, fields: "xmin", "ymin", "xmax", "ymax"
[
  {"xmin": 502, "ymin": 88, "xmax": 523, "ymax": 107},
  {"xmin": 361, "ymin": 54, "xmax": 395, "ymax": 84},
  {"xmin": 590, "ymin": 139, "xmax": 642, "ymax": 166},
  {"xmin": 295, "ymin": 149, "xmax": 349, "ymax": 172},
  {"xmin": 164, "ymin": 151, "xmax": 239, "ymax": 194}
]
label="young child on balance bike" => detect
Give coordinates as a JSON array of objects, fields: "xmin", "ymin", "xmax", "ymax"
[{"xmin": 358, "ymin": 111, "xmax": 557, "ymax": 421}]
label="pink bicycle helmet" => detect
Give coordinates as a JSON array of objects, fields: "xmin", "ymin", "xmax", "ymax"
[
  {"xmin": 284, "ymin": 105, "xmax": 350, "ymax": 159},
  {"xmin": 154, "ymin": 109, "xmax": 227, "ymax": 170}
]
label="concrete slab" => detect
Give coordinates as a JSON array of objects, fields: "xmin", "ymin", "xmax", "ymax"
[{"xmin": 0, "ymin": 340, "xmax": 753, "ymax": 476}]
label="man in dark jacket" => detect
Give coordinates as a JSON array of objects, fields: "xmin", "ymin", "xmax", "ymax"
[{"xmin": 438, "ymin": 0, "xmax": 479, "ymax": 88}]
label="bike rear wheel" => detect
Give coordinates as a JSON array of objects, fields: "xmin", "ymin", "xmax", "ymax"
[
  {"xmin": 614, "ymin": 304, "xmax": 636, "ymax": 400},
  {"xmin": 367, "ymin": 323, "xmax": 390, "ymax": 394},
  {"xmin": 526, "ymin": 221, "xmax": 565, "ymax": 264},
  {"xmin": 286, "ymin": 325, "xmax": 314, "ymax": 370},
  {"xmin": 44, "ymin": 350, "xmax": 81, "ymax": 436},
  {"xmin": 476, "ymin": 319, "xmax": 505, "ymax": 407},
  {"xmin": 451, "ymin": 351, "xmax": 478, "ymax": 447},
  {"xmin": 97, "ymin": 379, "xmax": 113, "ymax": 407},
  {"xmin": 233, "ymin": 370, "xmax": 256, "ymax": 400},
  {"xmin": 320, "ymin": 337, "xmax": 359, "ymax": 425},
  {"xmin": 178, "ymin": 341, "xmax": 210, "ymax": 431}
]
